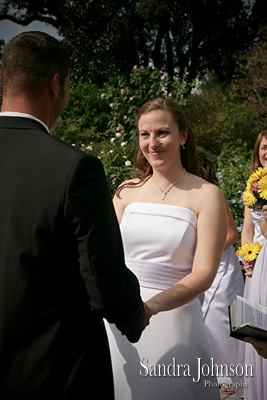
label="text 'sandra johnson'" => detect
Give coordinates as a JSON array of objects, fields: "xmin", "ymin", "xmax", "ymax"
[{"xmin": 140, "ymin": 357, "xmax": 253, "ymax": 383}]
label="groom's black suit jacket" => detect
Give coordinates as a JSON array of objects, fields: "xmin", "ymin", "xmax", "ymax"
[{"xmin": 0, "ymin": 117, "xmax": 144, "ymax": 399}]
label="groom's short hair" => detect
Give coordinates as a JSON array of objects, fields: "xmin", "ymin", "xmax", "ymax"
[{"xmin": 1, "ymin": 31, "xmax": 70, "ymax": 98}]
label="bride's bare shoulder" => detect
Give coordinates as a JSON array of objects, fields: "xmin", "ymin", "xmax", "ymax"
[
  {"xmin": 186, "ymin": 172, "xmax": 223, "ymax": 205},
  {"xmin": 187, "ymin": 172, "xmax": 219, "ymax": 191},
  {"xmin": 113, "ymin": 177, "xmax": 146, "ymax": 222}
]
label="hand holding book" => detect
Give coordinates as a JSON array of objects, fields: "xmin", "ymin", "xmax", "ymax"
[
  {"xmin": 244, "ymin": 336, "xmax": 267, "ymax": 359},
  {"xmin": 229, "ymin": 295, "xmax": 267, "ymax": 341}
]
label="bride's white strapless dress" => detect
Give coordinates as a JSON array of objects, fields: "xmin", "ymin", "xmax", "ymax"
[{"xmin": 105, "ymin": 202, "xmax": 220, "ymax": 399}]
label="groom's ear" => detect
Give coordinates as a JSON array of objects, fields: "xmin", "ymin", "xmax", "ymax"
[{"xmin": 49, "ymin": 73, "xmax": 61, "ymax": 99}]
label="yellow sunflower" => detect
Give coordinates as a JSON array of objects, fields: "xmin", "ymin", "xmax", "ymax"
[
  {"xmin": 236, "ymin": 247, "xmax": 241, "ymax": 257},
  {"xmin": 246, "ymin": 181, "xmax": 253, "ymax": 191},
  {"xmin": 242, "ymin": 189, "xmax": 257, "ymax": 207},
  {"xmin": 248, "ymin": 166, "xmax": 267, "ymax": 187},
  {"xmin": 258, "ymin": 174, "xmax": 267, "ymax": 200},
  {"xmin": 236, "ymin": 242, "xmax": 263, "ymax": 262}
]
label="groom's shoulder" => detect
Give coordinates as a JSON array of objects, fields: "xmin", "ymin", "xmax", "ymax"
[
  {"xmin": 48, "ymin": 134, "xmax": 97, "ymax": 162},
  {"xmin": 47, "ymin": 134, "xmax": 103, "ymax": 176},
  {"xmin": 48, "ymin": 134, "xmax": 84, "ymax": 155}
]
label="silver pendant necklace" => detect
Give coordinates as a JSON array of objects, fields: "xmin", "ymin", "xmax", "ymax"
[{"xmin": 152, "ymin": 168, "xmax": 186, "ymax": 201}]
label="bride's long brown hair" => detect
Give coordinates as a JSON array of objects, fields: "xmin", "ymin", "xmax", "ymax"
[{"xmin": 116, "ymin": 98, "xmax": 200, "ymax": 198}]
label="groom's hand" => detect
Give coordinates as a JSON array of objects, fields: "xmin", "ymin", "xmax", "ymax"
[{"xmin": 120, "ymin": 302, "xmax": 151, "ymax": 336}]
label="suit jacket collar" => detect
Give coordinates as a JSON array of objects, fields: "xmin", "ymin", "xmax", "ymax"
[{"xmin": 0, "ymin": 116, "xmax": 49, "ymax": 135}]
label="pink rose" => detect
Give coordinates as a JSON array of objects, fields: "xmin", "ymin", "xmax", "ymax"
[{"xmin": 252, "ymin": 182, "xmax": 259, "ymax": 192}]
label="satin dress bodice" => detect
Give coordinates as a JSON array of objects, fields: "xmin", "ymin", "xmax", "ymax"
[{"xmin": 120, "ymin": 202, "xmax": 197, "ymax": 290}]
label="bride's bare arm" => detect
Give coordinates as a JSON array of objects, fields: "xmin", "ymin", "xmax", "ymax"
[
  {"xmin": 113, "ymin": 192, "xmax": 126, "ymax": 224},
  {"xmin": 145, "ymin": 184, "xmax": 227, "ymax": 316},
  {"xmin": 113, "ymin": 179, "xmax": 140, "ymax": 223}
]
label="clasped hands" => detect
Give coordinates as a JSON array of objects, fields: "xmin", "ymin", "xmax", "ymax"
[{"xmin": 120, "ymin": 302, "xmax": 153, "ymax": 338}]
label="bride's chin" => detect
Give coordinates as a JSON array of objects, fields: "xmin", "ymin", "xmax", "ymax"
[
  {"xmin": 150, "ymin": 164, "xmax": 166, "ymax": 173},
  {"xmin": 148, "ymin": 158, "xmax": 166, "ymax": 167}
]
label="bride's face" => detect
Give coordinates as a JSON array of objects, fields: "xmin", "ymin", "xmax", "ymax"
[{"xmin": 138, "ymin": 110, "xmax": 187, "ymax": 171}]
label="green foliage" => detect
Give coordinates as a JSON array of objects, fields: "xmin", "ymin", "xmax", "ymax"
[
  {"xmin": 98, "ymin": 134, "xmax": 138, "ymax": 194},
  {"xmin": 231, "ymin": 27, "xmax": 267, "ymax": 134},
  {"xmin": 100, "ymin": 66, "xmax": 191, "ymax": 143},
  {"xmin": 216, "ymin": 140, "xmax": 253, "ymax": 248},
  {"xmin": 185, "ymin": 80, "xmax": 257, "ymax": 155},
  {"xmin": 55, "ymin": 81, "xmax": 110, "ymax": 146}
]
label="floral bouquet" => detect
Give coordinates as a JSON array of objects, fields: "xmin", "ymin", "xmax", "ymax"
[
  {"xmin": 242, "ymin": 166, "xmax": 267, "ymax": 211},
  {"xmin": 236, "ymin": 241, "xmax": 263, "ymax": 277}
]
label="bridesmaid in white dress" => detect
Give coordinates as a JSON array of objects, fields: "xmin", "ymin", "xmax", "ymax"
[
  {"xmin": 241, "ymin": 131, "xmax": 267, "ymax": 296},
  {"xmin": 243, "ymin": 204, "xmax": 267, "ymax": 400},
  {"xmin": 236, "ymin": 131, "xmax": 267, "ymax": 399},
  {"xmin": 243, "ymin": 239, "xmax": 267, "ymax": 400},
  {"xmin": 197, "ymin": 150, "xmax": 244, "ymax": 394},
  {"xmin": 105, "ymin": 98, "xmax": 227, "ymax": 399},
  {"xmin": 242, "ymin": 140, "xmax": 267, "ymax": 400}
]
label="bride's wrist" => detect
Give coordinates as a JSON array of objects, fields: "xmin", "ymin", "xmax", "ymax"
[{"xmin": 145, "ymin": 300, "xmax": 159, "ymax": 316}]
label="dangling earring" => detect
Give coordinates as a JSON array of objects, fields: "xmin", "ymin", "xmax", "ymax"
[{"xmin": 181, "ymin": 142, "xmax": 185, "ymax": 150}]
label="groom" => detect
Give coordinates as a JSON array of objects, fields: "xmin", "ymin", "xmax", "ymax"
[{"xmin": 0, "ymin": 31, "xmax": 146, "ymax": 399}]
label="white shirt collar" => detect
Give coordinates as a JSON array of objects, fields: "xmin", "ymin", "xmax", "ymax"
[{"xmin": 0, "ymin": 112, "xmax": 50, "ymax": 133}]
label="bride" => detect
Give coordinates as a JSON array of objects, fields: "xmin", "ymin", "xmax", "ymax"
[{"xmin": 105, "ymin": 98, "xmax": 227, "ymax": 399}]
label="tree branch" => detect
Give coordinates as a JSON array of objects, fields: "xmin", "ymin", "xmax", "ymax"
[{"xmin": 0, "ymin": 13, "xmax": 60, "ymax": 28}]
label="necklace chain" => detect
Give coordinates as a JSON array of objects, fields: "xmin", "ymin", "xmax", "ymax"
[{"xmin": 152, "ymin": 169, "xmax": 186, "ymax": 201}]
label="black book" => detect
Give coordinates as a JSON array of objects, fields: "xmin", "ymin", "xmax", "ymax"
[{"xmin": 229, "ymin": 295, "xmax": 267, "ymax": 341}]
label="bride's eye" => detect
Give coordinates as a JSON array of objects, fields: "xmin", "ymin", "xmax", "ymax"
[
  {"xmin": 159, "ymin": 131, "xmax": 169, "ymax": 136},
  {"xmin": 140, "ymin": 132, "xmax": 149, "ymax": 137}
]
